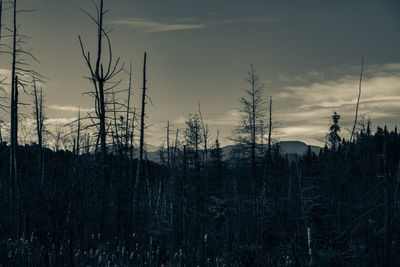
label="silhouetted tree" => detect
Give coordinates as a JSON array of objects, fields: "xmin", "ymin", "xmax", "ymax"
[
  {"xmin": 133, "ymin": 52, "xmax": 148, "ymax": 229},
  {"xmin": 233, "ymin": 63, "xmax": 266, "ymax": 180},
  {"xmin": 32, "ymin": 77, "xmax": 45, "ymax": 185},
  {"xmin": 328, "ymin": 111, "xmax": 341, "ymax": 150},
  {"xmin": 78, "ymin": 0, "xmax": 123, "ymax": 232}
]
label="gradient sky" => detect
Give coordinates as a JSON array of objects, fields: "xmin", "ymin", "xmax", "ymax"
[{"xmin": 1, "ymin": 0, "xmax": 400, "ymax": 148}]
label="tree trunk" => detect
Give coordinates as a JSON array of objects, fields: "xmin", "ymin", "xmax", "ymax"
[
  {"xmin": 76, "ymin": 108, "xmax": 80, "ymax": 154},
  {"xmin": 133, "ymin": 52, "xmax": 147, "ymax": 226},
  {"xmin": 9, "ymin": 0, "xmax": 19, "ymax": 236},
  {"xmin": 268, "ymin": 96, "xmax": 272, "ymax": 154},
  {"xmin": 126, "ymin": 62, "xmax": 132, "ymax": 156},
  {"xmin": 167, "ymin": 121, "xmax": 170, "ymax": 167},
  {"xmin": 34, "ymin": 79, "xmax": 44, "ymax": 184}
]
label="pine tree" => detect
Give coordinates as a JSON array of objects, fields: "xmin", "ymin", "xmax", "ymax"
[{"xmin": 328, "ymin": 112, "xmax": 341, "ymax": 150}]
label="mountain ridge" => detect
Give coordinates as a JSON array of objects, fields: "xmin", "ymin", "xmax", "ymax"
[{"xmin": 142, "ymin": 140, "xmax": 321, "ymax": 162}]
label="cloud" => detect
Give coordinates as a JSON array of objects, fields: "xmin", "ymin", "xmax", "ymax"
[
  {"xmin": 48, "ymin": 105, "xmax": 93, "ymax": 113},
  {"xmin": 133, "ymin": 63, "xmax": 400, "ymax": 148},
  {"xmin": 111, "ymin": 15, "xmax": 281, "ymax": 33},
  {"xmin": 45, "ymin": 118, "xmax": 77, "ymax": 125},
  {"xmin": 111, "ymin": 18, "xmax": 206, "ymax": 32},
  {"xmin": 206, "ymin": 109, "xmax": 242, "ymax": 126},
  {"xmin": 275, "ymin": 63, "xmax": 400, "ymax": 145},
  {"xmin": 171, "ymin": 115, "xmax": 186, "ymax": 125},
  {"xmin": 284, "ymin": 71, "xmax": 400, "ymax": 112},
  {"xmin": 279, "ymin": 125, "xmax": 327, "ymax": 138}
]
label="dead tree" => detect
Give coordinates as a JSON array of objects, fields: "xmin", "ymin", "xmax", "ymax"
[
  {"xmin": 233, "ymin": 63, "xmax": 266, "ymax": 177},
  {"xmin": 133, "ymin": 52, "xmax": 148, "ymax": 223},
  {"xmin": 78, "ymin": 0, "xmax": 123, "ymax": 162},
  {"xmin": 167, "ymin": 120, "xmax": 170, "ymax": 167},
  {"xmin": 33, "ymin": 78, "xmax": 44, "ymax": 184},
  {"xmin": 129, "ymin": 108, "xmax": 135, "ymax": 159},
  {"xmin": 345, "ymin": 57, "xmax": 364, "ymax": 161},
  {"xmin": 172, "ymin": 129, "xmax": 179, "ymax": 166},
  {"xmin": 268, "ymin": 96, "xmax": 272, "ymax": 155},
  {"xmin": 9, "ymin": 75, "xmax": 18, "ymax": 234},
  {"xmin": 78, "ymin": 0, "xmax": 123, "ymax": 230},
  {"xmin": 76, "ymin": 108, "xmax": 81, "ymax": 154},
  {"xmin": 111, "ymin": 90, "xmax": 122, "ymax": 154},
  {"xmin": 125, "ymin": 62, "xmax": 133, "ymax": 157},
  {"xmin": 349, "ymin": 57, "xmax": 364, "ymax": 144},
  {"xmin": 198, "ymin": 102, "xmax": 209, "ymax": 162},
  {"xmin": 7, "ymin": 0, "xmax": 44, "ymax": 213},
  {"xmin": 9, "ymin": 0, "xmax": 19, "ymax": 235},
  {"xmin": 233, "ymin": 63, "xmax": 267, "ymax": 246}
]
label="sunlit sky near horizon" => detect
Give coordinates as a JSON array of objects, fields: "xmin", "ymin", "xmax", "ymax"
[{"xmin": 1, "ymin": 0, "xmax": 400, "ymax": 148}]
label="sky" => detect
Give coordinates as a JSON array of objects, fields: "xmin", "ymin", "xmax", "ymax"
[{"xmin": 1, "ymin": 0, "xmax": 400, "ymax": 148}]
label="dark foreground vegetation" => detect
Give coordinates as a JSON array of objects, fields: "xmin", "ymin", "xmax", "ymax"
[{"xmin": 1, "ymin": 123, "xmax": 400, "ymax": 266}]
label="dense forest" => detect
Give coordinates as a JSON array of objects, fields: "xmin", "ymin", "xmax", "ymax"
[
  {"xmin": 2, "ymin": 115, "xmax": 400, "ymax": 266},
  {"xmin": 0, "ymin": 0, "xmax": 400, "ymax": 266}
]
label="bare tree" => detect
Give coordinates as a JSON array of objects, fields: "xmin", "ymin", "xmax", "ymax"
[
  {"xmin": 133, "ymin": 52, "xmax": 148, "ymax": 223},
  {"xmin": 167, "ymin": 120, "xmax": 170, "ymax": 167},
  {"xmin": 233, "ymin": 63, "xmax": 266, "ymax": 177},
  {"xmin": 198, "ymin": 102, "xmax": 209, "ymax": 163},
  {"xmin": 9, "ymin": 1, "xmax": 18, "ymax": 211},
  {"xmin": 78, "ymin": 0, "xmax": 123, "ymax": 163},
  {"xmin": 129, "ymin": 108, "xmax": 135, "ymax": 159},
  {"xmin": 9, "ymin": 0, "xmax": 19, "ymax": 235},
  {"xmin": 345, "ymin": 57, "xmax": 364, "ymax": 161},
  {"xmin": 76, "ymin": 108, "xmax": 81, "ymax": 154},
  {"xmin": 33, "ymin": 77, "xmax": 45, "ymax": 184},
  {"xmin": 7, "ymin": 0, "xmax": 44, "ymax": 216},
  {"xmin": 349, "ymin": 57, "xmax": 364, "ymax": 144},
  {"xmin": 268, "ymin": 96, "xmax": 272, "ymax": 155},
  {"xmin": 125, "ymin": 62, "xmax": 133, "ymax": 157},
  {"xmin": 78, "ymin": 0, "xmax": 123, "ymax": 230},
  {"xmin": 232, "ymin": 63, "xmax": 266, "ymax": 247}
]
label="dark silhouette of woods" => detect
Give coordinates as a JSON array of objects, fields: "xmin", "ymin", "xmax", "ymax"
[
  {"xmin": 1, "ymin": 106, "xmax": 400, "ymax": 266},
  {"xmin": 0, "ymin": 1, "xmax": 399, "ymax": 266}
]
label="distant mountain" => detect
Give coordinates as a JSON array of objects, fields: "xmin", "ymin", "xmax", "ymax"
[
  {"xmin": 279, "ymin": 141, "xmax": 320, "ymax": 155},
  {"xmin": 141, "ymin": 141, "xmax": 320, "ymax": 162},
  {"xmin": 221, "ymin": 141, "xmax": 320, "ymax": 159}
]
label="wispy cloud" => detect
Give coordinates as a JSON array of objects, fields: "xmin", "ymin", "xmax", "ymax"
[
  {"xmin": 111, "ymin": 15, "xmax": 281, "ymax": 33},
  {"xmin": 45, "ymin": 117, "xmax": 77, "ymax": 125},
  {"xmin": 275, "ymin": 63, "xmax": 400, "ymax": 145},
  {"xmin": 284, "ymin": 71, "xmax": 400, "ymax": 112},
  {"xmin": 134, "ymin": 62, "xmax": 400, "ymax": 148},
  {"xmin": 206, "ymin": 109, "xmax": 242, "ymax": 126},
  {"xmin": 111, "ymin": 18, "xmax": 206, "ymax": 32},
  {"xmin": 48, "ymin": 105, "xmax": 93, "ymax": 113}
]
